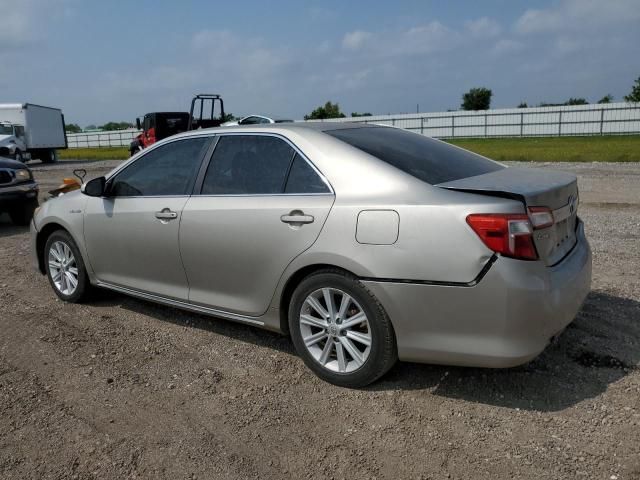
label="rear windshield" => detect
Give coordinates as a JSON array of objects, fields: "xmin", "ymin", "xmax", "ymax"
[{"xmin": 326, "ymin": 126, "xmax": 504, "ymax": 184}]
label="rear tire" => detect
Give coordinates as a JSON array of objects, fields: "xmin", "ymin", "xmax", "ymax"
[
  {"xmin": 288, "ymin": 269, "xmax": 397, "ymax": 387},
  {"xmin": 9, "ymin": 199, "xmax": 38, "ymax": 226},
  {"xmin": 44, "ymin": 230, "xmax": 91, "ymax": 303}
]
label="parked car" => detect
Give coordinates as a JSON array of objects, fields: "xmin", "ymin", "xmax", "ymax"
[
  {"xmin": 0, "ymin": 103, "xmax": 67, "ymax": 163},
  {"xmin": 221, "ymin": 115, "xmax": 293, "ymax": 126},
  {"xmin": 0, "ymin": 155, "xmax": 39, "ymax": 225},
  {"xmin": 30, "ymin": 123, "xmax": 592, "ymax": 387}
]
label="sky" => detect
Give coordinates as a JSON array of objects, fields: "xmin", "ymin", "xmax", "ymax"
[{"xmin": 1, "ymin": 0, "xmax": 639, "ymax": 126}]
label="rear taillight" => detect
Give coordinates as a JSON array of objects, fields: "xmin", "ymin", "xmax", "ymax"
[
  {"xmin": 528, "ymin": 206, "xmax": 554, "ymax": 229},
  {"xmin": 466, "ymin": 214, "xmax": 538, "ymax": 260}
]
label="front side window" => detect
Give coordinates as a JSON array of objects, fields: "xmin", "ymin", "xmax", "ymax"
[
  {"xmin": 14, "ymin": 126, "xmax": 25, "ymax": 139},
  {"xmin": 201, "ymin": 135, "xmax": 295, "ymax": 195},
  {"xmin": 110, "ymin": 137, "xmax": 209, "ymax": 196}
]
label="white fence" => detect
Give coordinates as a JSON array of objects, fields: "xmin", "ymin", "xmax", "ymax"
[
  {"xmin": 67, "ymin": 128, "xmax": 140, "ymax": 148},
  {"xmin": 311, "ymin": 102, "xmax": 640, "ymax": 138},
  {"xmin": 66, "ymin": 102, "xmax": 640, "ymax": 148}
]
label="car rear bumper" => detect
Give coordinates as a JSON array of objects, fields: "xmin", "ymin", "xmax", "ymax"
[{"xmin": 362, "ymin": 220, "xmax": 592, "ymax": 368}]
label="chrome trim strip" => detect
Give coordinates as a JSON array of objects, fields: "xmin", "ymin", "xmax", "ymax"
[
  {"xmin": 190, "ymin": 193, "xmax": 334, "ymax": 198},
  {"xmin": 360, "ymin": 254, "xmax": 498, "ymax": 287},
  {"xmin": 95, "ymin": 281, "xmax": 265, "ymax": 326}
]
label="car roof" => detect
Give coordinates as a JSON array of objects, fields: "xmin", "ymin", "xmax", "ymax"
[{"xmin": 178, "ymin": 121, "xmax": 379, "ymax": 138}]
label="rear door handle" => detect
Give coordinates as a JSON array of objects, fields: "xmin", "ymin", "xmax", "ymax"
[
  {"xmin": 155, "ymin": 208, "xmax": 178, "ymax": 220},
  {"xmin": 281, "ymin": 211, "xmax": 314, "ymax": 225}
]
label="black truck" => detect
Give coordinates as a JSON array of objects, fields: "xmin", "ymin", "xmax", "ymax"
[{"xmin": 0, "ymin": 155, "xmax": 39, "ymax": 225}]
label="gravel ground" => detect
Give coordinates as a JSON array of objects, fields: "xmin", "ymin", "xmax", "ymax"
[{"xmin": 0, "ymin": 159, "xmax": 638, "ymax": 480}]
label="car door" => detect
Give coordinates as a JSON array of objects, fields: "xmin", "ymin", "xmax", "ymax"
[
  {"xmin": 180, "ymin": 134, "xmax": 334, "ymax": 316},
  {"xmin": 83, "ymin": 136, "xmax": 211, "ymax": 300}
]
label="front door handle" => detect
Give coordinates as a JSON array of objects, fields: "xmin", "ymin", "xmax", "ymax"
[
  {"xmin": 155, "ymin": 208, "xmax": 178, "ymax": 220},
  {"xmin": 281, "ymin": 211, "xmax": 314, "ymax": 225}
]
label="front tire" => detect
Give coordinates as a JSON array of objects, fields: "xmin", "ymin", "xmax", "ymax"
[
  {"xmin": 289, "ymin": 270, "xmax": 397, "ymax": 387},
  {"xmin": 14, "ymin": 150, "xmax": 24, "ymax": 163},
  {"xmin": 44, "ymin": 230, "xmax": 91, "ymax": 303}
]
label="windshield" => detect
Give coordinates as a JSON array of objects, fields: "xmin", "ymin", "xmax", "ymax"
[
  {"xmin": 0, "ymin": 125, "xmax": 13, "ymax": 135},
  {"xmin": 326, "ymin": 126, "xmax": 504, "ymax": 185}
]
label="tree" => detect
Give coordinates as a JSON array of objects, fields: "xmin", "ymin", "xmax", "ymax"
[
  {"xmin": 304, "ymin": 101, "xmax": 346, "ymax": 120},
  {"xmin": 461, "ymin": 87, "xmax": 492, "ymax": 111},
  {"xmin": 65, "ymin": 123, "xmax": 82, "ymax": 134},
  {"xmin": 624, "ymin": 76, "xmax": 640, "ymax": 102},
  {"xmin": 564, "ymin": 98, "xmax": 588, "ymax": 106},
  {"xmin": 84, "ymin": 124, "xmax": 97, "ymax": 131},
  {"xmin": 222, "ymin": 113, "xmax": 235, "ymax": 123},
  {"xmin": 517, "ymin": 102, "xmax": 528, "ymax": 108},
  {"xmin": 351, "ymin": 112, "xmax": 373, "ymax": 117},
  {"xmin": 597, "ymin": 94, "xmax": 613, "ymax": 104},
  {"xmin": 539, "ymin": 98, "xmax": 589, "ymax": 107},
  {"xmin": 100, "ymin": 121, "xmax": 134, "ymax": 131}
]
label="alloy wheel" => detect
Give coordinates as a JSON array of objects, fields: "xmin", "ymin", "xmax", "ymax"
[
  {"xmin": 48, "ymin": 241, "xmax": 79, "ymax": 296},
  {"xmin": 299, "ymin": 288, "xmax": 372, "ymax": 373}
]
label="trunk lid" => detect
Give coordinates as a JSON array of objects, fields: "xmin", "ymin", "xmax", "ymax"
[{"xmin": 438, "ymin": 167, "xmax": 579, "ymax": 266}]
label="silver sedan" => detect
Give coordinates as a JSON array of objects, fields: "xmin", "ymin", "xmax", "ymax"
[{"xmin": 31, "ymin": 123, "xmax": 592, "ymax": 387}]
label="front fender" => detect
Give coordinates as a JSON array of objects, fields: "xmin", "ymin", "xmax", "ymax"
[{"xmin": 33, "ymin": 193, "xmax": 96, "ymax": 283}]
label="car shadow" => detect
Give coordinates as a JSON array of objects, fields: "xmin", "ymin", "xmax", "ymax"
[
  {"xmin": 91, "ymin": 289, "xmax": 638, "ymax": 412},
  {"xmin": 372, "ymin": 291, "xmax": 639, "ymax": 411},
  {"xmin": 90, "ymin": 290, "xmax": 296, "ymax": 355},
  {"xmin": 0, "ymin": 214, "xmax": 30, "ymax": 238}
]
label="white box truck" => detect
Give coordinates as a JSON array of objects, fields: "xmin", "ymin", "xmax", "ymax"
[{"xmin": 0, "ymin": 103, "xmax": 67, "ymax": 163}]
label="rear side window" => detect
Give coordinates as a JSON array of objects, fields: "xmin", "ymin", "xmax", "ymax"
[
  {"xmin": 110, "ymin": 137, "xmax": 209, "ymax": 196},
  {"xmin": 202, "ymin": 135, "xmax": 294, "ymax": 194},
  {"xmin": 285, "ymin": 154, "xmax": 330, "ymax": 194},
  {"xmin": 326, "ymin": 127, "xmax": 503, "ymax": 184}
]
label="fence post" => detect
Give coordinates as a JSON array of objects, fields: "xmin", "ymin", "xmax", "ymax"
[
  {"xmin": 484, "ymin": 113, "xmax": 487, "ymax": 138},
  {"xmin": 600, "ymin": 108, "xmax": 605, "ymax": 135},
  {"xmin": 558, "ymin": 111, "xmax": 562, "ymax": 136},
  {"xmin": 420, "ymin": 117, "xmax": 424, "ymax": 135},
  {"xmin": 520, "ymin": 112, "xmax": 524, "ymax": 137},
  {"xmin": 451, "ymin": 115, "xmax": 455, "ymax": 137}
]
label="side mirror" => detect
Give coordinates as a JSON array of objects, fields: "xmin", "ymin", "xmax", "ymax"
[
  {"xmin": 136, "ymin": 118, "xmax": 142, "ymax": 130},
  {"xmin": 81, "ymin": 176, "xmax": 107, "ymax": 197}
]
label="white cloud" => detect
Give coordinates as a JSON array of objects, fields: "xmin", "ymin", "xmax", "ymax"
[
  {"xmin": 0, "ymin": 0, "xmax": 36, "ymax": 47},
  {"xmin": 465, "ymin": 17, "xmax": 502, "ymax": 37},
  {"xmin": 515, "ymin": 0, "xmax": 640, "ymax": 34},
  {"xmin": 342, "ymin": 31, "xmax": 372, "ymax": 50},
  {"xmin": 491, "ymin": 39, "xmax": 523, "ymax": 56}
]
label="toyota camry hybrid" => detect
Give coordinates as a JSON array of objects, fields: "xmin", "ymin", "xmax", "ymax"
[{"xmin": 31, "ymin": 123, "xmax": 592, "ymax": 387}]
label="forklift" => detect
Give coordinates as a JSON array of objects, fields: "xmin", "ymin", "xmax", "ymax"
[{"xmin": 129, "ymin": 94, "xmax": 225, "ymax": 156}]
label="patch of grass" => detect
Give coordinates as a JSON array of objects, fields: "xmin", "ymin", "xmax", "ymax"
[
  {"xmin": 445, "ymin": 135, "xmax": 640, "ymax": 162},
  {"xmin": 58, "ymin": 147, "xmax": 129, "ymax": 160},
  {"xmin": 58, "ymin": 135, "xmax": 640, "ymax": 163}
]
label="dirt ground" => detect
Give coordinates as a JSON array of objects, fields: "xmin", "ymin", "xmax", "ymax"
[{"xmin": 1, "ymin": 159, "xmax": 638, "ymax": 480}]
